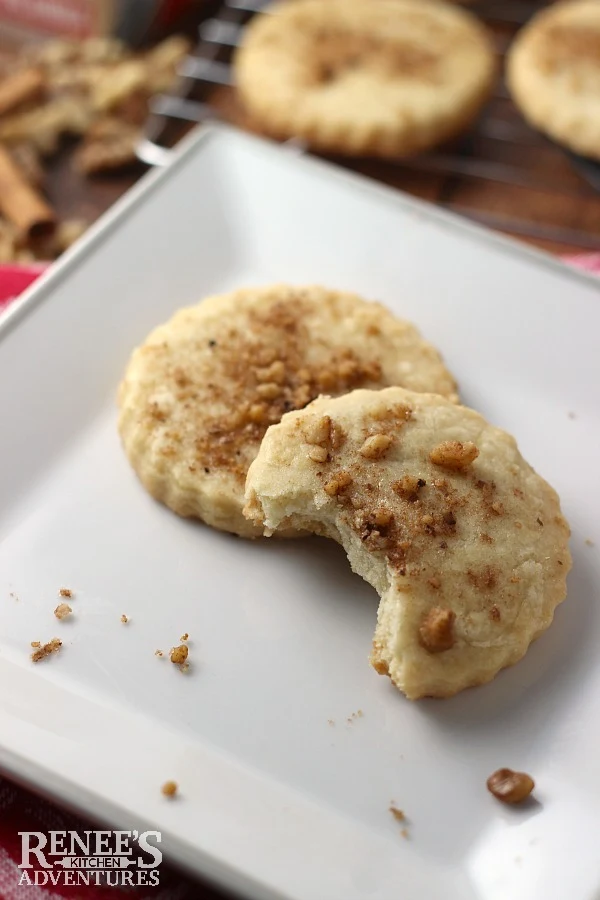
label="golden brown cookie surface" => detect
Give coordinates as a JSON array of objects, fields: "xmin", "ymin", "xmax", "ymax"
[
  {"xmin": 245, "ymin": 388, "xmax": 571, "ymax": 698},
  {"xmin": 507, "ymin": 0, "xmax": 600, "ymax": 160},
  {"xmin": 234, "ymin": 0, "xmax": 496, "ymax": 158},
  {"xmin": 118, "ymin": 287, "xmax": 457, "ymax": 537}
]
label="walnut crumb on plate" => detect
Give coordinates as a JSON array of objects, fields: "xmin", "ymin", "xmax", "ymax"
[
  {"xmin": 487, "ymin": 768, "xmax": 535, "ymax": 804},
  {"xmin": 31, "ymin": 638, "xmax": 62, "ymax": 662},
  {"xmin": 54, "ymin": 602, "xmax": 72, "ymax": 620},
  {"xmin": 170, "ymin": 644, "xmax": 188, "ymax": 665},
  {"xmin": 161, "ymin": 780, "xmax": 178, "ymax": 798}
]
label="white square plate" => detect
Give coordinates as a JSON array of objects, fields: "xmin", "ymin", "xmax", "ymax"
[{"xmin": 1, "ymin": 125, "xmax": 599, "ymax": 900}]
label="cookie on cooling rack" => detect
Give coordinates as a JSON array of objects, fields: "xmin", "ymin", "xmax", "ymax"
[
  {"xmin": 507, "ymin": 0, "xmax": 600, "ymax": 161},
  {"xmin": 118, "ymin": 285, "xmax": 458, "ymax": 538},
  {"xmin": 245, "ymin": 387, "xmax": 571, "ymax": 699},
  {"xmin": 233, "ymin": 0, "xmax": 496, "ymax": 158}
]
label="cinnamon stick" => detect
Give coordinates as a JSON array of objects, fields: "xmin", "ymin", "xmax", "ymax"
[
  {"xmin": 0, "ymin": 145, "xmax": 55, "ymax": 240},
  {"xmin": 0, "ymin": 68, "xmax": 44, "ymax": 118}
]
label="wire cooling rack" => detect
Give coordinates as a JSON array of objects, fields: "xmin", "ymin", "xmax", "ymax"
[{"xmin": 138, "ymin": 0, "xmax": 600, "ymax": 255}]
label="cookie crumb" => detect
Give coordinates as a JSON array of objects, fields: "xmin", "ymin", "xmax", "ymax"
[
  {"xmin": 180, "ymin": 632, "xmax": 189, "ymax": 641},
  {"xmin": 30, "ymin": 641, "xmax": 41, "ymax": 648},
  {"xmin": 585, "ymin": 539, "xmax": 595, "ymax": 547},
  {"xmin": 31, "ymin": 638, "xmax": 62, "ymax": 662},
  {"xmin": 346, "ymin": 709, "xmax": 364, "ymax": 723},
  {"xmin": 54, "ymin": 602, "xmax": 72, "ymax": 620},
  {"xmin": 401, "ymin": 828, "xmax": 409, "ymax": 839},
  {"xmin": 155, "ymin": 649, "xmax": 164, "ymax": 657},
  {"xmin": 389, "ymin": 804, "xmax": 405, "ymax": 823},
  {"xmin": 59, "ymin": 588, "xmax": 73, "ymax": 598},
  {"xmin": 170, "ymin": 644, "xmax": 189, "ymax": 665},
  {"xmin": 161, "ymin": 780, "xmax": 178, "ymax": 798},
  {"xmin": 120, "ymin": 614, "xmax": 129, "ymax": 624}
]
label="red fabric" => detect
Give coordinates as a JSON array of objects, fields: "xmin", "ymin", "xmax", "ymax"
[
  {"xmin": 0, "ymin": 266, "xmax": 47, "ymax": 309},
  {"xmin": 0, "ymin": 249, "xmax": 597, "ymax": 898}
]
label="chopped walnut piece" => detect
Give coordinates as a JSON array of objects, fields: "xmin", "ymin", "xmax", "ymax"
[
  {"xmin": 324, "ymin": 471, "xmax": 353, "ymax": 496},
  {"xmin": 486, "ymin": 768, "xmax": 534, "ymax": 804},
  {"xmin": 429, "ymin": 440, "xmax": 479, "ymax": 471},
  {"xmin": 304, "ymin": 415, "xmax": 331, "ymax": 445},
  {"xmin": 308, "ymin": 445, "xmax": 328, "ymax": 463},
  {"xmin": 248, "ymin": 403, "xmax": 267, "ymax": 424},
  {"xmin": 256, "ymin": 382, "xmax": 280, "ymax": 400},
  {"xmin": 360, "ymin": 434, "xmax": 393, "ymax": 459},
  {"xmin": 372, "ymin": 508, "xmax": 393, "ymax": 527},
  {"xmin": 120, "ymin": 614, "xmax": 129, "ymax": 624},
  {"xmin": 161, "ymin": 780, "xmax": 178, "ymax": 798},
  {"xmin": 59, "ymin": 588, "xmax": 73, "ymax": 598},
  {"xmin": 256, "ymin": 360, "xmax": 285, "ymax": 383},
  {"xmin": 31, "ymin": 637, "xmax": 62, "ymax": 662},
  {"xmin": 54, "ymin": 602, "xmax": 72, "ymax": 620},
  {"xmin": 329, "ymin": 421, "xmax": 346, "ymax": 450},
  {"xmin": 392, "ymin": 475, "xmax": 425, "ymax": 501},
  {"xmin": 170, "ymin": 644, "xmax": 189, "ymax": 665},
  {"xmin": 419, "ymin": 607, "xmax": 455, "ymax": 653}
]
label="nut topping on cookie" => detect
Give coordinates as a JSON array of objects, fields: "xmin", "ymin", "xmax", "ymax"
[
  {"xmin": 419, "ymin": 607, "xmax": 456, "ymax": 653},
  {"xmin": 429, "ymin": 440, "xmax": 479, "ymax": 470},
  {"xmin": 360, "ymin": 434, "xmax": 393, "ymax": 459}
]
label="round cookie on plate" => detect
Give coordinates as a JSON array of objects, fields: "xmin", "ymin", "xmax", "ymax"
[
  {"xmin": 118, "ymin": 286, "xmax": 458, "ymax": 538},
  {"xmin": 507, "ymin": 0, "xmax": 600, "ymax": 161},
  {"xmin": 244, "ymin": 387, "xmax": 571, "ymax": 698},
  {"xmin": 233, "ymin": 0, "xmax": 496, "ymax": 158}
]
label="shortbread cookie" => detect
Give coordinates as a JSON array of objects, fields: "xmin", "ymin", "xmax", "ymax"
[
  {"xmin": 234, "ymin": 0, "xmax": 496, "ymax": 158},
  {"xmin": 118, "ymin": 286, "xmax": 458, "ymax": 537},
  {"xmin": 507, "ymin": 0, "xmax": 600, "ymax": 160},
  {"xmin": 245, "ymin": 388, "xmax": 571, "ymax": 698}
]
